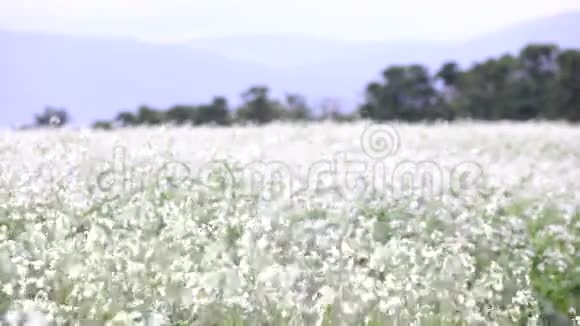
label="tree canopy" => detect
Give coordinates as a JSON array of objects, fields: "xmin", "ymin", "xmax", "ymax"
[{"xmin": 28, "ymin": 43, "xmax": 580, "ymax": 129}]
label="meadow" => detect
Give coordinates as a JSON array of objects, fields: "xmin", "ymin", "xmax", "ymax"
[{"xmin": 0, "ymin": 122, "xmax": 578, "ymax": 325}]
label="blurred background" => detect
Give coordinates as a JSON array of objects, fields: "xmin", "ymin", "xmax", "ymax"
[{"xmin": 1, "ymin": 0, "xmax": 579, "ymax": 128}]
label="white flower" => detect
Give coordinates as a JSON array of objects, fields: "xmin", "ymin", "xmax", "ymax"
[
  {"xmin": 317, "ymin": 286, "xmax": 337, "ymax": 306},
  {"xmin": 2, "ymin": 283, "xmax": 14, "ymax": 296},
  {"xmin": 0, "ymin": 122, "xmax": 577, "ymax": 324}
]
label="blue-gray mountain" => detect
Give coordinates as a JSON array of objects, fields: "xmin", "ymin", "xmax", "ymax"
[{"xmin": 1, "ymin": 11, "xmax": 579, "ymax": 126}]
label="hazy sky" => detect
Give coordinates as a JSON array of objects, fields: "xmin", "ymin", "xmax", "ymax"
[{"xmin": 1, "ymin": 0, "xmax": 579, "ymax": 42}]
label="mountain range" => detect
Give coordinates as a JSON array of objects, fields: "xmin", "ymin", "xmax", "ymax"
[{"xmin": 1, "ymin": 11, "xmax": 579, "ymax": 127}]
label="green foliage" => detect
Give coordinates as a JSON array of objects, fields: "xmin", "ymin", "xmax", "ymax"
[
  {"xmin": 91, "ymin": 120, "xmax": 113, "ymax": 130},
  {"xmin": 34, "ymin": 107, "xmax": 69, "ymax": 127},
  {"xmin": 528, "ymin": 207, "xmax": 580, "ymax": 316},
  {"xmin": 166, "ymin": 105, "xmax": 197, "ymax": 125},
  {"xmin": 115, "ymin": 111, "xmax": 138, "ymax": 127},
  {"xmin": 360, "ymin": 44, "xmax": 580, "ymax": 122},
  {"xmin": 47, "ymin": 42, "xmax": 578, "ymax": 130},
  {"xmin": 136, "ymin": 105, "xmax": 165, "ymax": 125},
  {"xmin": 554, "ymin": 50, "xmax": 580, "ymax": 121},
  {"xmin": 283, "ymin": 93, "xmax": 312, "ymax": 121},
  {"xmin": 196, "ymin": 97, "xmax": 231, "ymax": 126},
  {"xmin": 166, "ymin": 97, "xmax": 230, "ymax": 126},
  {"xmin": 360, "ymin": 65, "xmax": 444, "ymax": 121},
  {"xmin": 236, "ymin": 86, "xmax": 286, "ymax": 124}
]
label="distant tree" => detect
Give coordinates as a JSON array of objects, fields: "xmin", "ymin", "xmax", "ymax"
[
  {"xmin": 460, "ymin": 55, "xmax": 520, "ymax": 120},
  {"xmin": 115, "ymin": 111, "xmax": 138, "ymax": 127},
  {"xmin": 359, "ymin": 82, "xmax": 384, "ymax": 120},
  {"xmin": 283, "ymin": 94, "xmax": 312, "ymax": 121},
  {"xmin": 515, "ymin": 44, "xmax": 559, "ymax": 119},
  {"xmin": 90, "ymin": 42, "xmax": 580, "ymax": 128},
  {"xmin": 432, "ymin": 47, "xmax": 565, "ymax": 121},
  {"xmin": 136, "ymin": 105, "xmax": 165, "ymax": 125},
  {"xmin": 196, "ymin": 97, "xmax": 230, "ymax": 125},
  {"xmin": 435, "ymin": 61, "xmax": 462, "ymax": 119},
  {"xmin": 34, "ymin": 107, "xmax": 70, "ymax": 127},
  {"xmin": 166, "ymin": 105, "xmax": 197, "ymax": 125},
  {"xmin": 554, "ymin": 49, "xmax": 580, "ymax": 121},
  {"xmin": 359, "ymin": 65, "xmax": 440, "ymax": 121},
  {"xmin": 437, "ymin": 62, "xmax": 461, "ymax": 88},
  {"xmin": 520, "ymin": 44, "xmax": 559, "ymax": 78},
  {"xmin": 236, "ymin": 86, "xmax": 283, "ymax": 124},
  {"xmin": 92, "ymin": 120, "xmax": 113, "ymax": 130}
]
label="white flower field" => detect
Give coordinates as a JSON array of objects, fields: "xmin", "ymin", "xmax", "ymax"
[{"xmin": 0, "ymin": 122, "xmax": 578, "ymax": 325}]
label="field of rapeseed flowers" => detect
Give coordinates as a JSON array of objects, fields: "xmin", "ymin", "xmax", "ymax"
[{"xmin": 0, "ymin": 122, "xmax": 578, "ymax": 325}]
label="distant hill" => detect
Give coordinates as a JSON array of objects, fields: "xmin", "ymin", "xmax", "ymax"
[
  {"xmin": 187, "ymin": 11, "xmax": 580, "ymax": 69},
  {"xmin": 1, "ymin": 11, "xmax": 579, "ymax": 127},
  {"xmin": 189, "ymin": 35, "xmax": 450, "ymax": 68},
  {"xmin": 0, "ymin": 31, "xmax": 277, "ymax": 127},
  {"xmin": 455, "ymin": 11, "xmax": 580, "ymax": 65}
]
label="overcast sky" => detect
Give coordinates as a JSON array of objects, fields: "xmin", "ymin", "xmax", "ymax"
[{"xmin": 1, "ymin": 0, "xmax": 579, "ymax": 42}]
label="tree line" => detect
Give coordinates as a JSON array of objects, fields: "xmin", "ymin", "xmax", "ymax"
[{"xmin": 30, "ymin": 43, "xmax": 580, "ymax": 129}]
